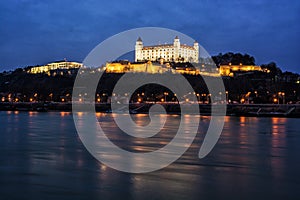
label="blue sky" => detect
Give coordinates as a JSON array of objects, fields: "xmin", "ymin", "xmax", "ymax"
[{"xmin": 0, "ymin": 0, "xmax": 299, "ymax": 72}]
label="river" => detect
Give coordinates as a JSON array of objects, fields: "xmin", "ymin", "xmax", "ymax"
[{"xmin": 0, "ymin": 111, "xmax": 299, "ymax": 199}]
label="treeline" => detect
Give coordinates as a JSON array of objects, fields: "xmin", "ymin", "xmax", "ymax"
[
  {"xmin": 212, "ymin": 52, "xmax": 255, "ymax": 65},
  {"xmin": 212, "ymin": 52, "xmax": 298, "ymax": 78}
]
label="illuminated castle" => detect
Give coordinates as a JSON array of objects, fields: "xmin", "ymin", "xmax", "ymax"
[
  {"xmin": 135, "ymin": 36, "xmax": 199, "ymax": 63},
  {"xmin": 219, "ymin": 63, "xmax": 263, "ymax": 77}
]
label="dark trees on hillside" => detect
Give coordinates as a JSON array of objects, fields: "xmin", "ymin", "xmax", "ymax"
[{"xmin": 212, "ymin": 52, "xmax": 255, "ymax": 66}]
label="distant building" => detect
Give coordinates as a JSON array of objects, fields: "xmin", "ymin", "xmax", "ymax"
[
  {"xmin": 105, "ymin": 61, "xmax": 174, "ymax": 74},
  {"xmin": 28, "ymin": 61, "xmax": 82, "ymax": 74},
  {"xmin": 105, "ymin": 61, "xmax": 222, "ymax": 77},
  {"xmin": 135, "ymin": 36, "xmax": 199, "ymax": 63},
  {"xmin": 219, "ymin": 63, "xmax": 262, "ymax": 77}
]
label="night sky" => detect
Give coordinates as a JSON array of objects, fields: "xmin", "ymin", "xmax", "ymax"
[{"xmin": 0, "ymin": 0, "xmax": 299, "ymax": 73}]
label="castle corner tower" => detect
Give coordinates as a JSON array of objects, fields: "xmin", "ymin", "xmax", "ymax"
[
  {"xmin": 135, "ymin": 37, "xmax": 143, "ymax": 62},
  {"xmin": 193, "ymin": 40, "xmax": 199, "ymax": 63}
]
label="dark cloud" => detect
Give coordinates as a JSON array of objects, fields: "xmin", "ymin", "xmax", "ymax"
[{"xmin": 0, "ymin": 0, "xmax": 299, "ymax": 72}]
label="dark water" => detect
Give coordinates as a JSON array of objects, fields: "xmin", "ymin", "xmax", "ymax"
[{"xmin": 0, "ymin": 111, "xmax": 299, "ymax": 200}]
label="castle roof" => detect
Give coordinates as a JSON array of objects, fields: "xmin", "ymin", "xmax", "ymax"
[
  {"xmin": 142, "ymin": 44, "xmax": 195, "ymax": 50},
  {"xmin": 137, "ymin": 37, "xmax": 142, "ymax": 42},
  {"xmin": 180, "ymin": 44, "xmax": 196, "ymax": 50},
  {"xmin": 143, "ymin": 44, "xmax": 173, "ymax": 49}
]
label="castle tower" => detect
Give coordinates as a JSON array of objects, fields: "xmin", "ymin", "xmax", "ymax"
[
  {"xmin": 193, "ymin": 40, "xmax": 199, "ymax": 63},
  {"xmin": 173, "ymin": 36, "xmax": 180, "ymax": 61},
  {"xmin": 135, "ymin": 37, "xmax": 143, "ymax": 62}
]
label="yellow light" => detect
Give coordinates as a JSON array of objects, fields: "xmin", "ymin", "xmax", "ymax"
[
  {"xmin": 273, "ymin": 98, "xmax": 278, "ymax": 103},
  {"xmin": 29, "ymin": 98, "xmax": 33, "ymax": 102},
  {"xmin": 161, "ymin": 98, "xmax": 164, "ymax": 102},
  {"xmin": 97, "ymin": 98, "xmax": 101, "ymax": 102},
  {"xmin": 15, "ymin": 98, "xmax": 19, "ymax": 102},
  {"xmin": 61, "ymin": 98, "xmax": 65, "ymax": 102},
  {"xmin": 185, "ymin": 98, "xmax": 189, "ymax": 102},
  {"xmin": 138, "ymin": 98, "xmax": 142, "ymax": 102},
  {"xmin": 79, "ymin": 98, "xmax": 82, "ymax": 102},
  {"xmin": 1, "ymin": 97, "xmax": 5, "ymax": 102}
]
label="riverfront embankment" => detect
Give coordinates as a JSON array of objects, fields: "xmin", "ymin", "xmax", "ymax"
[{"xmin": 1, "ymin": 102, "xmax": 300, "ymax": 117}]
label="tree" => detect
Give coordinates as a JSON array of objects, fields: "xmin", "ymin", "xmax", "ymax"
[
  {"xmin": 212, "ymin": 52, "xmax": 256, "ymax": 66},
  {"xmin": 261, "ymin": 62, "xmax": 282, "ymax": 76}
]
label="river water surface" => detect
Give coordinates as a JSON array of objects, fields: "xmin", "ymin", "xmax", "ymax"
[{"xmin": 0, "ymin": 111, "xmax": 299, "ymax": 200}]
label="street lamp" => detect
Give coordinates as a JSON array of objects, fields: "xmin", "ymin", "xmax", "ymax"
[
  {"xmin": 196, "ymin": 93, "xmax": 200, "ymax": 103},
  {"xmin": 225, "ymin": 91, "xmax": 229, "ymax": 104},
  {"xmin": 164, "ymin": 92, "xmax": 168, "ymax": 102},
  {"xmin": 207, "ymin": 94, "xmax": 211, "ymax": 104}
]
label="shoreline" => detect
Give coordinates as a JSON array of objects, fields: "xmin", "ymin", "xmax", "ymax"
[{"xmin": 1, "ymin": 102, "xmax": 300, "ymax": 117}]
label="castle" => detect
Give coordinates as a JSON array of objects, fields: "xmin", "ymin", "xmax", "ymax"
[{"xmin": 135, "ymin": 36, "xmax": 199, "ymax": 63}]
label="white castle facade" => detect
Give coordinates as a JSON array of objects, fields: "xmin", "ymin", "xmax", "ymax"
[{"xmin": 135, "ymin": 36, "xmax": 199, "ymax": 63}]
